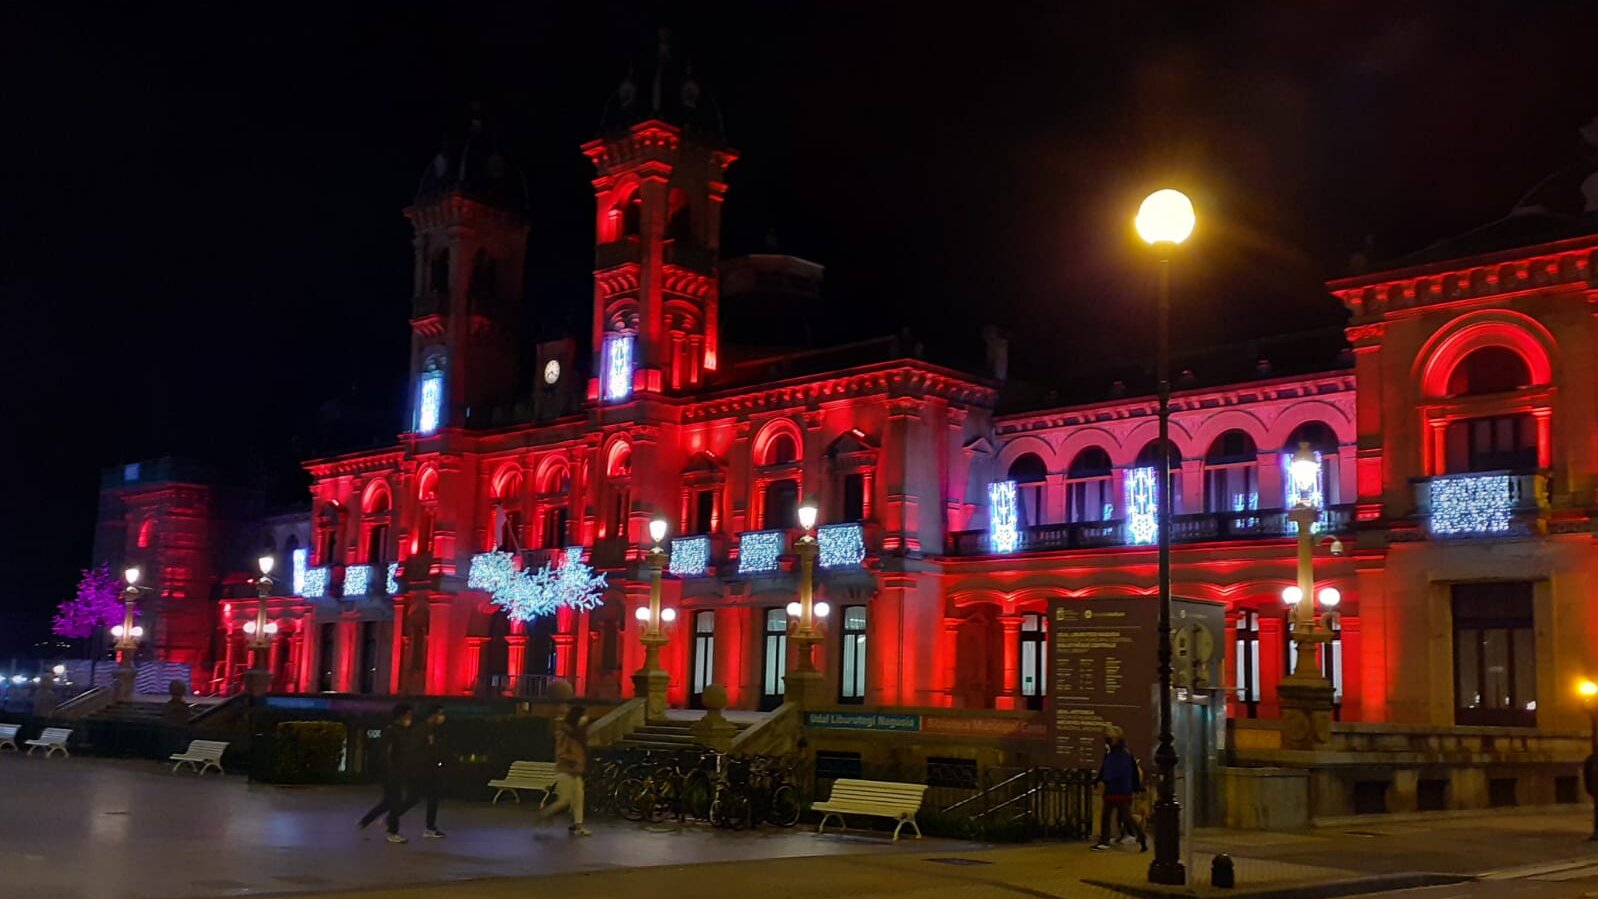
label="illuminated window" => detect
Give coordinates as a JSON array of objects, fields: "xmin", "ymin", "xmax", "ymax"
[
  {"xmin": 1007, "ymin": 454, "xmax": 1048, "ymax": 526},
  {"xmin": 1235, "ymin": 609, "xmax": 1260, "ymax": 717},
  {"xmin": 604, "ymin": 334, "xmax": 634, "ymax": 401},
  {"xmin": 136, "ymin": 518, "xmax": 156, "ymax": 549},
  {"xmin": 762, "ymin": 608, "xmax": 789, "ymax": 709},
  {"xmin": 291, "ymin": 547, "xmax": 309, "ymax": 595},
  {"xmin": 416, "ymin": 369, "xmax": 444, "ymax": 434},
  {"xmin": 1019, "ymin": 613, "xmax": 1046, "ymax": 710},
  {"xmin": 840, "ymin": 605, "xmax": 867, "ymax": 704},
  {"xmin": 1453, "ymin": 582, "xmax": 1535, "ymax": 727},
  {"xmin": 1135, "ymin": 440, "xmax": 1182, "ymax": 515},
  {"xmin": 1205, "ymin": 430, "xmax": 1258, "ymax": 514},
  {"xmin": 1066, "ymin": 448, "xmax": 1113, "ymax": 523},
  {"xmin": 691, "ymin": 610, "xmax": 715, "ymax": 699}
]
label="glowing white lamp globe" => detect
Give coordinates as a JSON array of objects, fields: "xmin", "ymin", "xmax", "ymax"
[
  {"xmin": 52, "ymin": 664, "xmax": 65, "ymax": 676},
  {"xmin": 634, "ymin": 606, "xmax": 651, "ymax": 622},
  {"xmin": 797, "ymin": 504, "xmax": 818, "ymax": 531},
  {"xmin": 258, "ymin": 554, "xmax": 275, "ymax": 576},
  {"xmin": 124, "ymin": 567, "xmax": 141, "ymax": 586},
  {"xmin": 786, "ymin": 601, "xmax": 802, "ymax": 617},
  {"xmin": 243, "ymin": 621, "xmax": 258, "ymax": 635},
  {"xmin": 661, "ymin": 607, "xmax": 677, "ymax": 623},
  {"xmin": 264, "ymin": 621, "xmax": 279, "ymax": 635},
  {"xmin": 649, "ymin": 518, "xmax": 668, "ymax": 545},
  {"xmin": 1317, "ymin": 586, "xmax": 1341, "ymax": 608},
  {"xmin": 1135, "ymin": 189, "xmax": 1196, "ymax": 246},
  {"xmin": 1281, "ymin": 585, "xmax": 1304, "ymax": 606},
  {"xmin": 130, "ymin": 626, "xmax": 144, "ymax": 638},
  {"xmin": 814, "ymin": 601, "xmax": 831, "ymax": 619},
  {"xmin": 111, "ymin": 625, "xmax": 126, "ymax": 637}
]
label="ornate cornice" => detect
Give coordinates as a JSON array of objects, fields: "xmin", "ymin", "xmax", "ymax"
[
  {"xmin": 683, "ymin": 362, "xmax": 996, "ymax": 421},
  {"xmin": 1330, "ymin": 235, "xmax": 1598, "ymax": 322},
  {"xmin": 996, "ymin": 372, "xmax": 1354, "ymax": 435}
]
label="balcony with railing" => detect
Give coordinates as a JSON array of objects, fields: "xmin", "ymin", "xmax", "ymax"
[
  {"xmin": 945, "ymin": 506, "xmax": 1356, "ymax": 557},
  {"xmin": 1414, "ymin": 471, "xmax": 1548, "ymax": 538}
]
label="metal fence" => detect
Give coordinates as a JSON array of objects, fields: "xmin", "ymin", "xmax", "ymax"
[{"xmin": 920, "ymin": 762, "xmax": 1096, "ymax": 840}]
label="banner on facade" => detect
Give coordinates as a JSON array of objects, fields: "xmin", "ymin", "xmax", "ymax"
[
  {"xmin": 804, "ymin": 711, "xmax": 921, "ymax": 731},
  {"xmin": 919, "ymin": 715, "xmax": 1048, "ymax": 739}
]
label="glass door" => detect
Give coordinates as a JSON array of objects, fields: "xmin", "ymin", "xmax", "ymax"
[
  {"xmin": 690, "ymin": 611, "xmax": 715, "ymax": 708},
  {"xmin": 761, "ymin": 608, "xmax": 788, "ymax": 710}
]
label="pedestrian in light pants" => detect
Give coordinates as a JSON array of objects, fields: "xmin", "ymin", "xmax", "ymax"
[{"xmin": 539, "ymin": 705, "xmax": 591, "ymax": 835}]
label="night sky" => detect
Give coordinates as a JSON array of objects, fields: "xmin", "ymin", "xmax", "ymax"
[{"xmin": 4, "ymin": 3, "xmax": 1597, "ymax": 656}]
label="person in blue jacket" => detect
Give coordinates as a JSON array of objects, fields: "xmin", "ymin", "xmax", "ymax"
[{"xmin": 1092, "ymin": 725, "xmax": 1146, "ymax": 851}]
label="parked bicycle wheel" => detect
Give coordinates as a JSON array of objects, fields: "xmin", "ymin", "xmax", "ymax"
[
  {"xmin": 710, "ymin": 788, "xmax": 750, "ymax": 830},
  {"xmin": 765, "ymin": 784, "xmax": 801, "ymax": 827},
  {"xmin": 681, "ymin": 769, "xmax": 714, "ymax": 821},
  {"xmin": 617, "ymin": 777, "xmax": 649, "ymax": 822}
]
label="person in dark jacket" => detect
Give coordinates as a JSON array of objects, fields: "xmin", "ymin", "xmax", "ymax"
[
  {"xmin": 1092, "ymin": 726, "xmax": 1146, "ymax": 851},
  {"xmin": 418, "ymin": 705, "xmax": 448, "ymax": 838},
  {"xmin": 358, "ymin": 703, "xmax": 420, "ymax": 843}
]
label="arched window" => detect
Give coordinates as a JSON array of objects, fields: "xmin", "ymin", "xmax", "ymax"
[
  {"xmin": 1007, "ymin": 453, "xmax": 1048, "ymax": 527},
  {"xmin": 1284, "ymin": 421, "xmax": 1340, "ymax": 507},
  {"xmin": 1204, "ymin": 430, "xmax": 1259, "ymax": 513},
  {"xmin": 316, "ymin": 503, "xmax": 342, "ymax": 566},
  {"xmin": 765, "ymin": 433, "xmax": 798, "ymax": 466},
  {"xmin": 1442, "ymin": 347, "xmax": 1538, "ymax": 473},
  {"xmin": 762, "ymin": 479, "xmax": 799, "ymax": 529},
  {"xmin": 362, "ymin": 484, "xmax": 392, "ymax": 566},
  {"xmin": 1066, "ymin": 447, "xmax": 1113, "ymax": 523},
  {"xmin": 492, "ymin": 468, "xmax": 524, "ymax": 552},
  {"xmin": 667, "ymin": 188, "xmax": 692, "ymax": 242},
  {"xmin": 136, "ymin": 518, "xmax": 156, "ymax": 549},
  {"xmin": 429, "ymin": 249, "xmax": 450, "ymax": 294},
  {"xmin": 608, "ymin": 443, "xmax": 633, "ymax": 541},
  {"xmin": 1135, "ymin": 439, "xmax": 1182, "ymax": 515},
  {"xmin": 414, "ymin": 469, "xmax": 439, "ymax": 557},
  {"xmin": 1448, "ymin": 346, "xmax": 1531, "ymax": 396},
  {"xmin": 621, "ymin": 192, "xmax": 643, "ymax": 238}
]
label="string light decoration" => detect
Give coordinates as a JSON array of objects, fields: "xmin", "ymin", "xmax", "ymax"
[
  {"xmin": 301, "ymin": 567, "xmax": 330, "ymax": 598},
  {"xmin": 343, "ymin": 565, "xmax": 373, "ymax": 597},
  {"xmin": 738, "ymin": 530, "xmax": 785, "ymax": 574},
  {"xmin": 1428, "ymin": 474, "xmax": 1515, "ymax": 536},
  {"xmin": 1125, "ymin": 466, "xmax": 1158, "ymax": 546},
  {"xmin": 470, "ymin": 548, "xmax": 607, "ymax": 622},
  {"xmin": 291, "ymin": 548, "xmax": 309, "ymax": 595},
  {"xmin": 988, "ymin": 480, "xmax": 1020, "ymax": 554},
  {"xmin": 668, "ymin": 535, "xmax": 711, "ymax": 577},
  {"xmin": 818, "ymin": 522, "xmax": 867, "ymax": 569},
  {"xmin": 416, "ymin": 369, "xmax": 443, "ymax": 434},
  {"xmin": 604, "ymin": 334, "xmax": 634, "ymax": 401},
  {"xmin": 385, "ymin": 562, "xmax": 400, "ymax": 595}
]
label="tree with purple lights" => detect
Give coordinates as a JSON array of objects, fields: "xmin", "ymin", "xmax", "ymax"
[{"xmin": 53, "ymin": 564, "xmax": 124, "ymax": 639}]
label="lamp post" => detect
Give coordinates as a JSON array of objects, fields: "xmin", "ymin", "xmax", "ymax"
[
  {"xmin": 242, "ymin": 555, "xmax": 279, "ymax": 696},
  {"xmin": 784, "ymin": 503, "xmax": 829, "ymax": 707},
  {"xmin": 1278, "ymin": 441, "xmax": 1339, "ymax": 749},
  {"xmin": 1580, "ymin": 680, "xmax": 1598, "ymax": 840},
  {"xmin": 631, "ymin": 518, "xmax": 674, "ymax": 720},
  {"xmin": 1136, "ymin": 187, "xmax": 1195, "ymax": 887},
  {"xmin": 110, "ymin": 566, "xmax": 148, "ymax": 700}
]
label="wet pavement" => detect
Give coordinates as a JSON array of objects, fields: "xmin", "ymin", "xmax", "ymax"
[{"xmin": 0, "ymin": 756, "xmax": 970, "ymax": 899}]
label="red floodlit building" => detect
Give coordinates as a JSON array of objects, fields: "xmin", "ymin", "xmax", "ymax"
[{"xmin": 99, "ymin": 56, "xmax": 1598, "ymax": 758}]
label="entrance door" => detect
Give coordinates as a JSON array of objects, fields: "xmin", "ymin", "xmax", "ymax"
[
  {"xmin": 1020, "ymin": 613, "xmax": 1046, "ymax": 711},
  {"xmin": 690, "ymin": 610, "xmax": 715, "ymax": 709},
  {"xmin": 317, "ymin": 623, "xmax": 335, "ymax": 692},
  {"xmin": 1453, "ymin": 582, "xmax": 1536, "ymax": 727},
  {"xmin": 761, "ymin": 608, "xmax": 788, "ymax": 711},
  {"xmin": 358, "ymin": 621, "xmax": 378, "ymax": 694}
]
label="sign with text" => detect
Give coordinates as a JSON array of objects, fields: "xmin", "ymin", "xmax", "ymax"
[
  {"xmin": 804, "ymin": 711, "xmax": 921, "ymax": 732},
  {"xmin": 1047, "ymin": 596, "xmax": 1225, "ymax": 769}
]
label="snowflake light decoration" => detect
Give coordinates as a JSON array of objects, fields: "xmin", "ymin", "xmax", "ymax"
[
  {"xmin": 818, "ymin": 523, "xmax": 866, "ymax": 569},
  {"xmin": 738, "ymin": 530, "xmax": 785, "ymax": 574},
  {"xmin": 471, "ymin": 548, "xmax": 607, "ymax": 622},
  {"xmin": 291, "ymin": 548, "xmax": 309, "ymax": 595},
  {"xmin": 988, "ymin": 480, "xmax": 1019, "ymax": 554},
  {"xmin": 343, "ymin": 564, "xmax": 373, "ymax": 597},
  {"xmin": 1125, "ymin": 466, "xmax": 1158, "ymax": 546},
  {"xmin": 386, "ymin": 562, "xmax": 400, "ymax": 595},
  {"xmin": 668, "ymin": 535, "xmax": 711, "ymax": 577},
  {"xmin": 1428, "ymin": 474, "xmax": 1515, "ymax": 537}
]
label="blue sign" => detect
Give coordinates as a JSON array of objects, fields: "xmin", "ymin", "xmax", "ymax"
[{"xmin": 804, "ymin": 711, "xmax": 921, "ymax": 732}]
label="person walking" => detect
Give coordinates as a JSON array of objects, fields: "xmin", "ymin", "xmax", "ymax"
[
  {"xmin": 538, "ymin": 705, "xmax": 591, "ymax": 836},
  {"xmin": 419, "ymin": 704, "xmax": 448, "ymax": 839},
  {"xmin": 1092, "ymin": 725, "xmax": 1146, "ymax": 852},
  {"xmin": 358, "ymin": 702, "xmax": 420, "ymax": 843}
]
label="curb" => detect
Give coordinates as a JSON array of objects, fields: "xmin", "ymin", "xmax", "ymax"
[{"xmin": 1081, "ymin": 871, "xmax": 1470, "ymax": 899}]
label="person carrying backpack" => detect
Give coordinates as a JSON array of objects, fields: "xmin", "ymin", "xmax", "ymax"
[{"xmin": 1092, "ymin": 725, "xmax": 1147, "ymax": 852}]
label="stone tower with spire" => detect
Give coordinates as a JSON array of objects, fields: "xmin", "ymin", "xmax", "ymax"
[
  {"xmin": 405, "ymin": 111, "xmax": 530, "ymax": 434},
  {"xmin": 583, "ymin": 30, "xmax": 736, "ymax": 401}
]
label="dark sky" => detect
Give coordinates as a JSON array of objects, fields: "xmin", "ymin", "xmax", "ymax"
[{"xmin": 4, "ymin": 3, "xmax": 1597, "ymax": 655}]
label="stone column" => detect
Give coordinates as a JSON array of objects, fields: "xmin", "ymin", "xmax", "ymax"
[
  {"xmin": 504, "ymin": 626, "xmax": 528, "ymax": 697},
  {"xmin": 464, "ymin": 637, "xmax": 490, "ymax": 696},
  {"xmin": 389, "ymin": 595, "xmax": 408, "ymax": 695},
  {"xmin": 940, "ymin": 617, "xmax": 962, "ymax": 708},
  {"xmin": 995, "ymin": 615, "xmax": 1023, "ymax": 710},
  {"xmin": 426, "ymin": 595, "xmax": 453, "ymax": 695}
]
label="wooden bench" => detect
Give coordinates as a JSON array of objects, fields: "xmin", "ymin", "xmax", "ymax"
[
  {"xmin": 170, "ymin": 739, "xmax": 230, "ymax": 776},
  {"xmin": 813, "ymin": 778, "xmax": 928, "ymax": 841},
  {"xmin": 25, "ymin": 727, "xmax": 72, "ymax": 758},
  {"xmin": 0, "ymin": 723, "xmax": 19, "ymax": 752},
  {"xmin": 487, "ymin": 760, "xmax": 559, "ymax": 805}
]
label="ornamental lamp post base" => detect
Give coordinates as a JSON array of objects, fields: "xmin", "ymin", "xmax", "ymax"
[
  {"xmin": 112, "ymin": 666, "xmax": 137, "ymax": 702},
  {"xmin": 242, "ymin": 668, "xmax": 273, "ymax": 698},
  {"xmin": 1277, "ymin": 679, "xmax": 1336, "ymax": 749},
  {"xmin": 633, "ymin": 633, "xmax": 672, "ymax": 722},
  {"xmin": 691, "ymin": 684, "xmax": 739, "ymax": 752}
]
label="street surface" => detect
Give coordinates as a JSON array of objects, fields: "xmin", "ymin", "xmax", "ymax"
[{"xmin": 5, "ymin": 756, "xmax": 1598, "ymax": 899}]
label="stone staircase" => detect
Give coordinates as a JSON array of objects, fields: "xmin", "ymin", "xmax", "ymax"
[{"xmin": 610, "ymin": 715, "xmax": 754, "ymax": 752}]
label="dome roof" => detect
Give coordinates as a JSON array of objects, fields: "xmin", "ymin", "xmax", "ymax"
[
  {"xmin": 598, "ymin": 29, "xmax": 725, "ymax": 145},
  {"xmin": 415, "ymin": 108, "xmax": 529, "ymax": 213}
]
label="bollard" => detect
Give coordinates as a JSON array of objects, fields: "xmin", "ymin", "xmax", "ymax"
[{"xmin": 1211, "ymin": 853, "xmax": 1235, "ymax": 889}]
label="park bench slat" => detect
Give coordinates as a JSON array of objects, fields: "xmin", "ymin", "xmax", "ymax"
[{"xmin": 812, "ymin": 778, "xmax": 927, "ymax": 841}]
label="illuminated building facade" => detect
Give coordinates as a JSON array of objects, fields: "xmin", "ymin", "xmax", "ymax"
[{"xmin": 97, "ymin": 54, "xmax": 1598, "ymax": 749}]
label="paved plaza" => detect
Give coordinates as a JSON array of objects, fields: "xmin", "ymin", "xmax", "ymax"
[{"xmin": 6, "ymin": 755, "xmax": 1598, "ymax": 899}]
